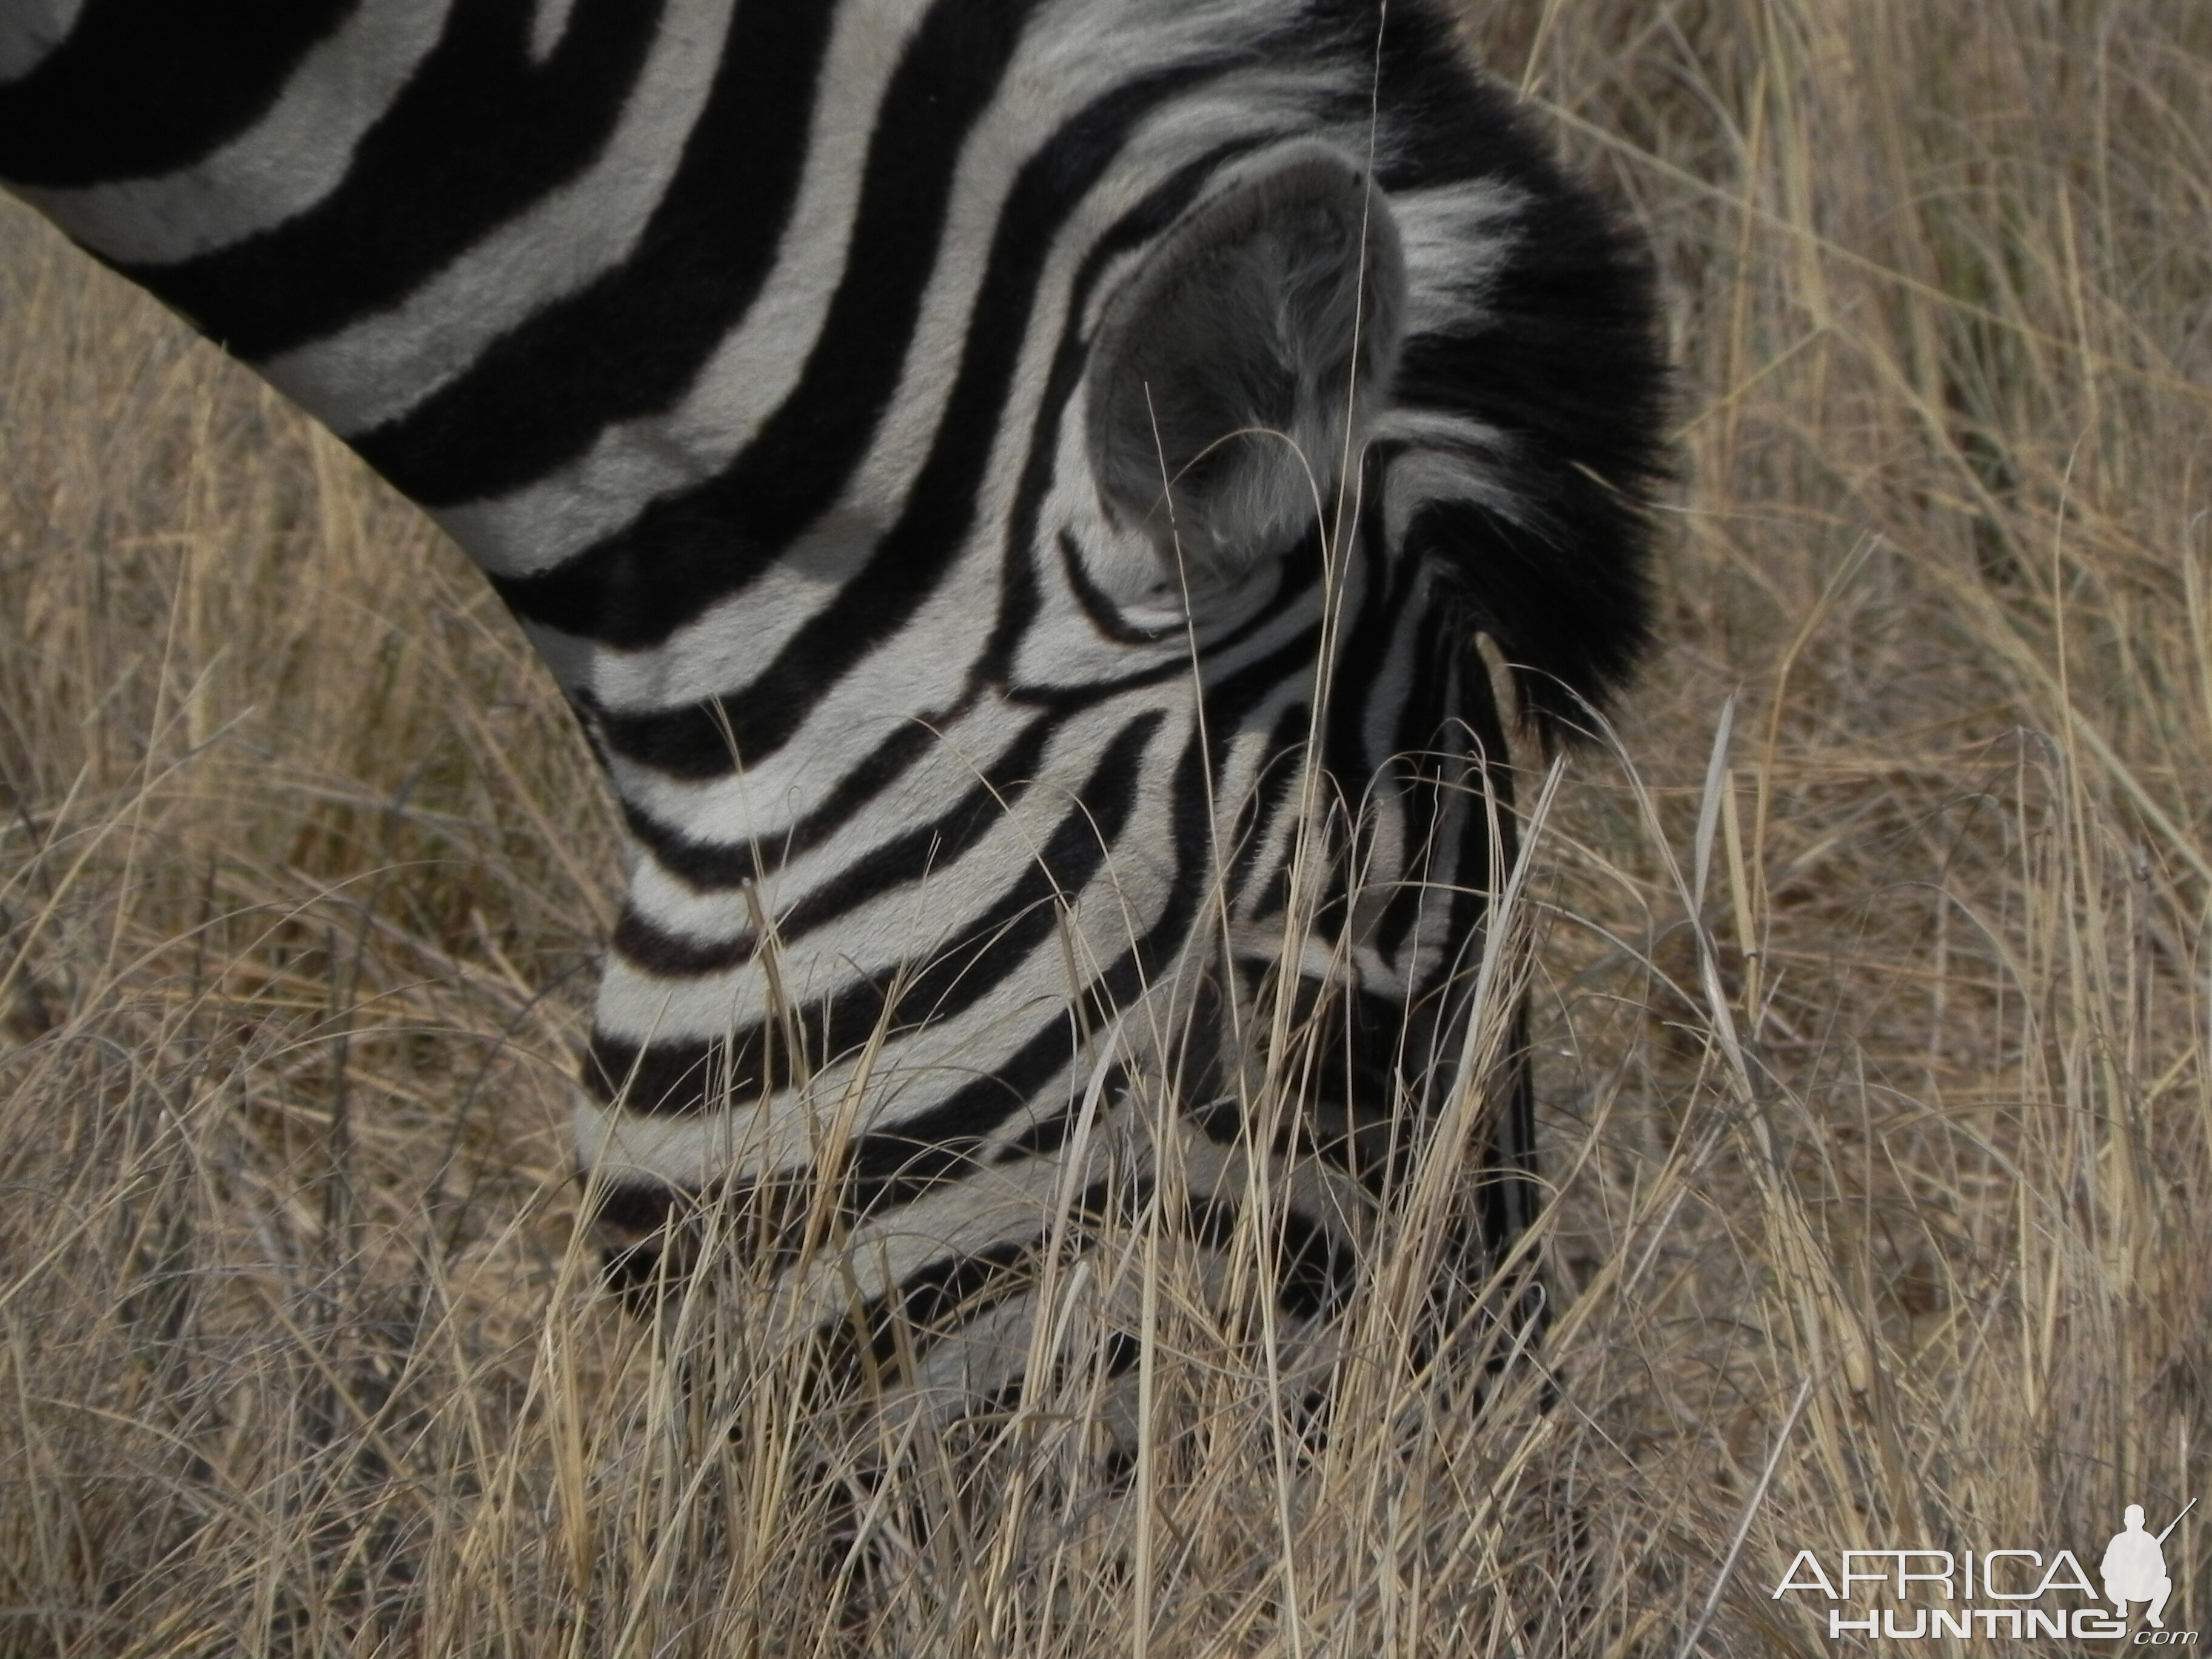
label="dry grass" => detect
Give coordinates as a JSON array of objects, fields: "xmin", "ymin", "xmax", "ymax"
[{"xmin": 4, "ymin": 2, "xmax": 2211, "ymax": 1653}]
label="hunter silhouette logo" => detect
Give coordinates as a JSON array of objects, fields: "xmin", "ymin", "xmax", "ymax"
[
  {"xmin": 1772, "ymin": 1500, "xmax": 2197, "ymax": 1643},
  {"xmin": 2105, "ymin": 1503, "xmax": 2193, "ymax": 1631}
]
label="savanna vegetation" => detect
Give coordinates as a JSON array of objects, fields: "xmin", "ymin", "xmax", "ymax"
[{"xmin": 2, "ymin": 3, "xmax": 2208, "ymax": 1653}]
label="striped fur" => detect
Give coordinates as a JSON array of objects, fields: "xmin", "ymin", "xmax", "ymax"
[{"xmin": 0, "ymin": 0, "xmax": 1666, "ymax": 1419}]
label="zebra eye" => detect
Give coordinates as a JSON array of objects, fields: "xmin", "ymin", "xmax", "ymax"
[{"xmin": 1086, "ymin": 141, "xmax": 1404, "ymax": 584}]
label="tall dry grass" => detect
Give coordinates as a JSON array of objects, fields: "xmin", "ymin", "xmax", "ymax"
[{"xmin": 2, "ymin": 2, "xmax": 2210, "ymax": 1653}]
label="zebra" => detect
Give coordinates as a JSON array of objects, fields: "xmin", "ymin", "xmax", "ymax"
[{"xmin": 0, "ymin": 0, "xmax": 1665, "ymax": 1427}]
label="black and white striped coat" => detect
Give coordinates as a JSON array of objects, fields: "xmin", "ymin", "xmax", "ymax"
[{"xmin": 0, "ymin": 0, "xmax": 1664, "ymax": 1413}]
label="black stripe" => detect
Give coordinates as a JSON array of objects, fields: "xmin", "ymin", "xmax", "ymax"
[
  {"xmin": 1371, "ymin": 601, "xmax": 1464, "ymax": 960},
  {"xmin": 584, "ymin": 1034, "xmax": 726, "ymax": 1118},
  {"xmin": 853, "ymin": 1236, "xmax": 1034, "ymax": 1369},
  {"xmin": 591, "ymin": 682, "xmax": 742, "ymax": 783},
  {"xmin": 615, "ymin": 708, "xmax": 959, "ymax": 883},
  {"xmin": 1272, "ymin": 1203, "xmax": 1359, "ymax": 1319},
  {"xmin": 0, "ymin": 0, "xmax": 356, "ymax": 189},
  {"xmin": 491, "ymin": 0, "xmax": 1044, "ymax": 640},
  {"xmin": 827, "ymin": 1021, "xmax": 1083, "ymax": 1215},
  {"xmin": 344, "ymin": 0, "xmax": 837, "ymax": 500},
  {"xmin": 131, "ymin": 0, "xmax": 669, "ymax": 361},
  {"xmin": 1322, "ymin": 496, "xmax": 1406, "ymax": 789},
  {"xmin": 608, "ymin": 903, "xmax": 753, "ymax": 978},
  {"xmin": 1056, "ymin": 531, "xmax": 1182, "ymax": 646},
  {"xmin": 843, "ymin": 1177, "xmax": 1119, "ymax": 1375},
  {"xmin": 1475, "ymin": 1005, "xmax": 1539, "ymax": 1253},
  {"xmin": 1009, "ymin": 557, "xmax": 1319, "ymax": 711},
  {"xmin": 985, "ymin": 1059, "xmax": 1133, "ymax": 1170}
]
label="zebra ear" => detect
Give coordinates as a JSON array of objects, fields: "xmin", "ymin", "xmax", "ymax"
[{"xmin": 1087, "ymin": 143, "xmax": 1404, "ymax": 581}]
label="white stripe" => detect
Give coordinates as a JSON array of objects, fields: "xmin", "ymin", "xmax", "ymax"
[
  {"xmin": 529, "ymin": 0, "xmax": 578, "ymax": 63},
  {"xmin": 263, "ymin": 0, "xmax": 737, "ymax": 434},
  {"xmin": 0, "ymin": 0, "xmax": 84, "ymax": 85},
  {"xmin": 16, "ymin": 0, "xmax": 452, "ymax": 264},
  {"xmin": 1379, "ymin": 444, "xmax": 1533, "ymax": 549},
  {"xmin": 562, "ymin": 511, "xmax": 883, "ymax": 714},
  {"xmin": 598, "ymin": 541, "xmax": 1008, "ymax": 859}
]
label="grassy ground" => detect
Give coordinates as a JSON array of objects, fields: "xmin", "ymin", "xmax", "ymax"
[{"xmin": 3, "ymin": 2, "xmax": 2210, "ymax": 1653}]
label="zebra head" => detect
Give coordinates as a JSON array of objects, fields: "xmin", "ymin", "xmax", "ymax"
[{"xmin": 0, "ymin": 0, "xmax": 1666, "ymax": 1421}]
